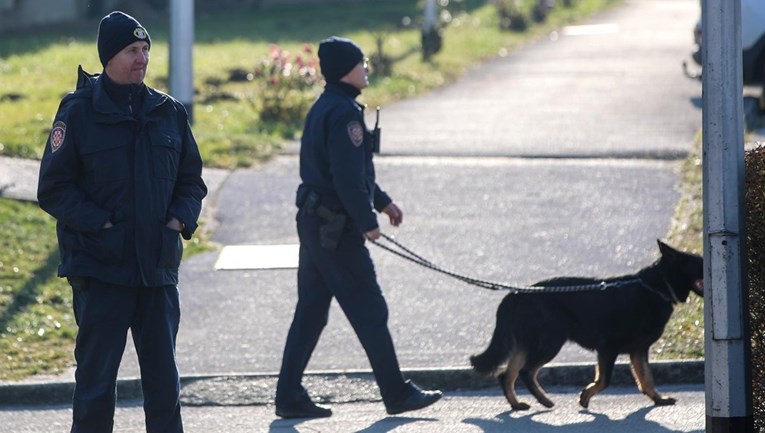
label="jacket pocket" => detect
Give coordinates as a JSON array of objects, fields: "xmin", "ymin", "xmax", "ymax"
[
  {"xmin": 77, "ymin": 225, "xmax": 125, "ymax": 264},
  {"xmin": 79, "ymin": 140, "xmax": 130, "ymax": 184},
  {"xmin": 158, "ymin": 225, "xmax": 183, "ymax": 268},
  {"xmin": 150, "ymin": 129, "xmax": 181, "ymax": 180}
]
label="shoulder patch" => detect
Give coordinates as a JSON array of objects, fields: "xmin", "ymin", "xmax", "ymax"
[
  {"xmin": 49, "ymin": 121, "xmax": 67, "ymax": 153},
  {"xmin": 347, "ymin": 121, "xmax": 364, "ymax": 147}
]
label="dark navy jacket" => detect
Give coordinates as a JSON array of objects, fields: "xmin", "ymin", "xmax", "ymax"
[
  {"xmin": 298, "ymin": 82, "xmax": 391, "ymax": 233},
  {"xmin": 37, "ymin": 67, "xmax": 207, "ymax": 287}
]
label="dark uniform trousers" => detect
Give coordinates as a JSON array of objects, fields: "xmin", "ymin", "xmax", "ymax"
[
  {"xmin": 277, "ymin": 212, "xmax": 408, "ymax": 405},
  {"xmin": 69, "ymin": 278, "xmax": 183, "ymax": 433}
]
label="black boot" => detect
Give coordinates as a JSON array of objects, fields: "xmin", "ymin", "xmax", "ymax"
[
  {"xmin": 385, "ymin": 380, "xmax": 442, "ymax": 415},
  {"xmin": 275, "ymin": 390, "xmax": 332, "ymax": 419}
]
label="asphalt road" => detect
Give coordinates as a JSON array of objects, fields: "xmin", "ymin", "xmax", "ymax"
[{"xmin": 137, "ymin": 0, "xmax": 701, "ymax": 378}]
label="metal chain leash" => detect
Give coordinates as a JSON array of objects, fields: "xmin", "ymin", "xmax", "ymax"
[{"xmin": 370, "ymin": 233, "xmax": 640, "ymax": 294}]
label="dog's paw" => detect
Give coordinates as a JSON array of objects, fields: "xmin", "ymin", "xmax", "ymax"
[
  {"xmin": 578, "ymin": 393, "xmax": 591, "ymax": 409},
  {"xmin": 653, "ymin": 396, "xmax": 677, "ymax": 406},
  {"xmin": 511, "ymin": 402, "xmax": 531, "ymax": 411}
]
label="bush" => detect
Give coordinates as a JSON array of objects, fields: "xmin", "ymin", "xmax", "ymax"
[
  {"xmin": 496, "ymin": 0, "xmax": 530, "ymax": 31},
  {"xmin": 745, "ymin": 145, "xmax": 765, "ymax": 432},
  {"xmin": 251, "ymin": 44, "xmax": 321, "ymax": 129},
  {"xmin": 496, "ymin": 0, "xmax": 573, "ymax": 29}
]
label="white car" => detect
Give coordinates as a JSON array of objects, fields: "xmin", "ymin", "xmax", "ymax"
[{"xmin": 689, "ymin": 0, "xmax": 765, "ymax": 94}]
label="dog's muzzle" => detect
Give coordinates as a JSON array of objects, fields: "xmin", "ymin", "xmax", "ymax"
[{"xmin": 694, "ymin": 279, "xmax": 704, "ymax": 296}]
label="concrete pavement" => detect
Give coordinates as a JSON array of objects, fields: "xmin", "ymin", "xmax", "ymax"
[{"xmin": 0, "ymin": 384, "xmax": 706, "ymax": 433}]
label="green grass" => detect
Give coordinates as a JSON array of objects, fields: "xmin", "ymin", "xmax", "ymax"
[
  {"xmin": 0, "ymin": 0, "xmax": 619, "ymax": 168},
  {"xmin": 655, "ymin": 133, "xmax": 704, "ymax": 360},
  {"xmin": 0, "ymin": 0, "xmax": 639, "ymax": 381},
  {"xmin": 0, "ymin": 198, "xmax": 76, "ymax": 380}
]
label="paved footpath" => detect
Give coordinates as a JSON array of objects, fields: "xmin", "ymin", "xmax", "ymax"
[{"xmin": 0, "ymin": 385, "xmax": 705, "ymax": 433}]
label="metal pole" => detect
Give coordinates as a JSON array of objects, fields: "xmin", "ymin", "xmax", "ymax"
[
  {"xmin": 169, "ymin": 0, "xmax": 194, "ymax": 123},
  {"xmin": 701, "ymin": 0, "xmax": 753, "ymax": 431},
  {"xmin": 421, "ymin": 0, "xmax": 442, "ymax": 60},
  {"xmin": 423, "ymin": 0, "xmax": 437, "ymax": 33}
]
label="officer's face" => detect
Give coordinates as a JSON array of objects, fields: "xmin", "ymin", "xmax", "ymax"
[
  {"xmin": 341, "ymin": 59, "xmax": 369, "ymax": 90},
  {"xmin": 105, "ymin": 41, "xmax": 150, "ymax": 85}
]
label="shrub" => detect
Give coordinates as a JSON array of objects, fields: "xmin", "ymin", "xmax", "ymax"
[
  {"xmin": 745, "ymin": 145, "xmax": 765, "ymax": 432},
  {"xmin": 496, "ymin": 0, "xmax": 530, "ymax": 31},
  {"xmin": 252, "ymin": 44, "xmax": 321, "ymax": 129}
]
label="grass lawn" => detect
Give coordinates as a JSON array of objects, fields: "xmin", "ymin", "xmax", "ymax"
[
  {"xmin": 0, "ymin": 198, "xmax": 76, "ymax": 380},
  {"xmin": 0, "ymin": 0, "xmax": 709, "ymax": 382},
  {"xmin": 655, "ymin": 135, "xmax": 704, "ymax": 360},
  {"xmin": 0, "ymin": 0, "xmax": 618, "ymax": 167}
]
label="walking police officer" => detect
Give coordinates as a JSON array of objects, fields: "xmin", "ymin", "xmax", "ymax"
[
  {"xmin": 37, "ymin": 11, "xmax": 207, "ymax": 433},
  {"xmin": 275, "ymin": 36, "xmax": 442, "ymax": 418}
]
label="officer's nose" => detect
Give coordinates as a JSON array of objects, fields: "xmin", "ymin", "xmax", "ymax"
[{"xmin": 137, "ymin": 51, "xmax": 149, "ymax": 65}]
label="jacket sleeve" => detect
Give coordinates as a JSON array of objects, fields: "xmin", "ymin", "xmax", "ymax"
[
  {"xmin": 167, "ymin": 105, "xmax": 207, "ymax": 240},
  {"xmin": 37, "ymin": 101, "xmax": 112, "ymax": 232},
  {"xmin": 327, "ymin": 111, "xmax": 379, "ymax": 233},
  {"xmin": 372, "ymin": 184, "xmax": 392, "ymax": 212}
]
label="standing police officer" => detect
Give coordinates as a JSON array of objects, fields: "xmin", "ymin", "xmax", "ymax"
[
  {"xmin": 275, "ymin": 36, "xmax": 442, "ymax": 418},
  {"xmin": 37, "ymin": 11, "xmax": 207, "ymax": 433}
]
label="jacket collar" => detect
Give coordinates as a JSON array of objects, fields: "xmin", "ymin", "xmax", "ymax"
[
  {"xmin": 75, "ymin": 66, "xmax": 167, "ymax": 119},
  {"xmin": 325, "ymin": 81, "xmax": 361, "ymax": 99}
]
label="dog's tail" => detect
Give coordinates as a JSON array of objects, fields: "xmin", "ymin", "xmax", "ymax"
[{"xmin": 470, "ymin": 323, "xmax": 512, "ymax": 376}]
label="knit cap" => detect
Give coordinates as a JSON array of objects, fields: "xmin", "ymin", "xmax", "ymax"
[
  {"xmin": 97, "ymin": 11, "xmax": 151, "ymax": 67},
  {"xmin": 318, "ymin": 36, "xmax": 364, "ymax": 82}
]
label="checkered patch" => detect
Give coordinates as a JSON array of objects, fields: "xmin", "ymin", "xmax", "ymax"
[{"xmin": 50, "ymin": 121, "xmax": 66, "ymax": 153}]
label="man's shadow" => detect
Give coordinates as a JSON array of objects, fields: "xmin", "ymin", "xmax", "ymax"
[
  {"xmin": 463, "ymin": 405, "xmax": 703, "ymax": 433},
  {"xmin": 269, "ymin": 415, "xmax": 434, "ymax": 433}
]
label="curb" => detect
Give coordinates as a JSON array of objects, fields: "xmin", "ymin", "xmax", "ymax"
[{"xmin": 0, "ymin": 360, "xmax": 703, "ymax": 407}]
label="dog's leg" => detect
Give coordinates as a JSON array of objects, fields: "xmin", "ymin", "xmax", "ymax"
[
  {"xmin": 520, "ymin": 366, "xmax": 554, "ymax": 408},
  {"xmin": 579, "ymin": 350, "xmax": 618, "ymax": 408},
  {"xmin": 629, "ymin": 351, "xmax": 676, "ymax": 406},
  {"xmin": 499, "ymin": 349, "xmax": 531, "ymax": 410},
  {"xmin": 520, "ymin": 332, "xmax": 566, "ymax": 409}
]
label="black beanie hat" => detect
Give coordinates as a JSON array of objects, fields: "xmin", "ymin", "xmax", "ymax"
[
  {"xmin": 318, "ymin": 36, "xmax": 364, "ymax": 82},
  {"xmin": 97, "ymin": 11, "xmax": 151, "ymax": 67}
]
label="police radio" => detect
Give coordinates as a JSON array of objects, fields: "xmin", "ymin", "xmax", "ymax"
[{"xmin": 372, "ymin": 106, "xmax": 381, "ymax": 154}]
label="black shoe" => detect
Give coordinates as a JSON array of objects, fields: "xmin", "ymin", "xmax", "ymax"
[
  {"xmin": 275, "ymin": 393, "xmax": 332, "ymax": 419},
  {"xmin": 385, "ymin": 381, "xmax": 442, "ymax": 415}
]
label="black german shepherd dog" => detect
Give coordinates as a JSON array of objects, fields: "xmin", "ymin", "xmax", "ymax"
[{"xmin": 470, "ymin": 240, "xmax": 704, "ymax": 410}]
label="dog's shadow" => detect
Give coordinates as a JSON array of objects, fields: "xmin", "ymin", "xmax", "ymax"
[{"xmin": 463, "ymin": 406, "xmax": 703, "ymax": 433}]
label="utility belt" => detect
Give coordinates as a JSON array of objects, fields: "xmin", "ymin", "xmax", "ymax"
[{"xmin": 297, "ymin": 188, "xmax": 350, "ymax": 250}]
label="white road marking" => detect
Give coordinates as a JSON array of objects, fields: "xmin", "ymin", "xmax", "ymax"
[{"xmin": 214, "ymin": 244, "xmax": 299, "ymax": 270}]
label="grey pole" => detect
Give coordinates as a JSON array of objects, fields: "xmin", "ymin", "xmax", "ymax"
[
  {"xmin": 421, "ymin": 0, "xmax": 442, "ymax": 60},
  {"xmin": 423, "ymin": 0, "xmax": 437, "ymax": 32},
  {"xmin": 169, "ymin": 0, "xmax": 194, "ymax": 123},
  {"xmin": 701, "ymin": 0, "xmax": 753, "ymax": 431}
]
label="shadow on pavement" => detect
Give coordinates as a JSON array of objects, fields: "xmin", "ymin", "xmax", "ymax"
[
  {"xmin": 464, "ymin": 405, "xmax": 703, "ymax": 433},
  {"xmin": 268, "ymin": 415, "xmax": 435, "ymax": 433}
]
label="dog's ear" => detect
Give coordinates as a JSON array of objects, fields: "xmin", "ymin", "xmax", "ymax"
[{"xmin": 657, "ymin": 239, "xmax": 675, "ymax": 257}]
